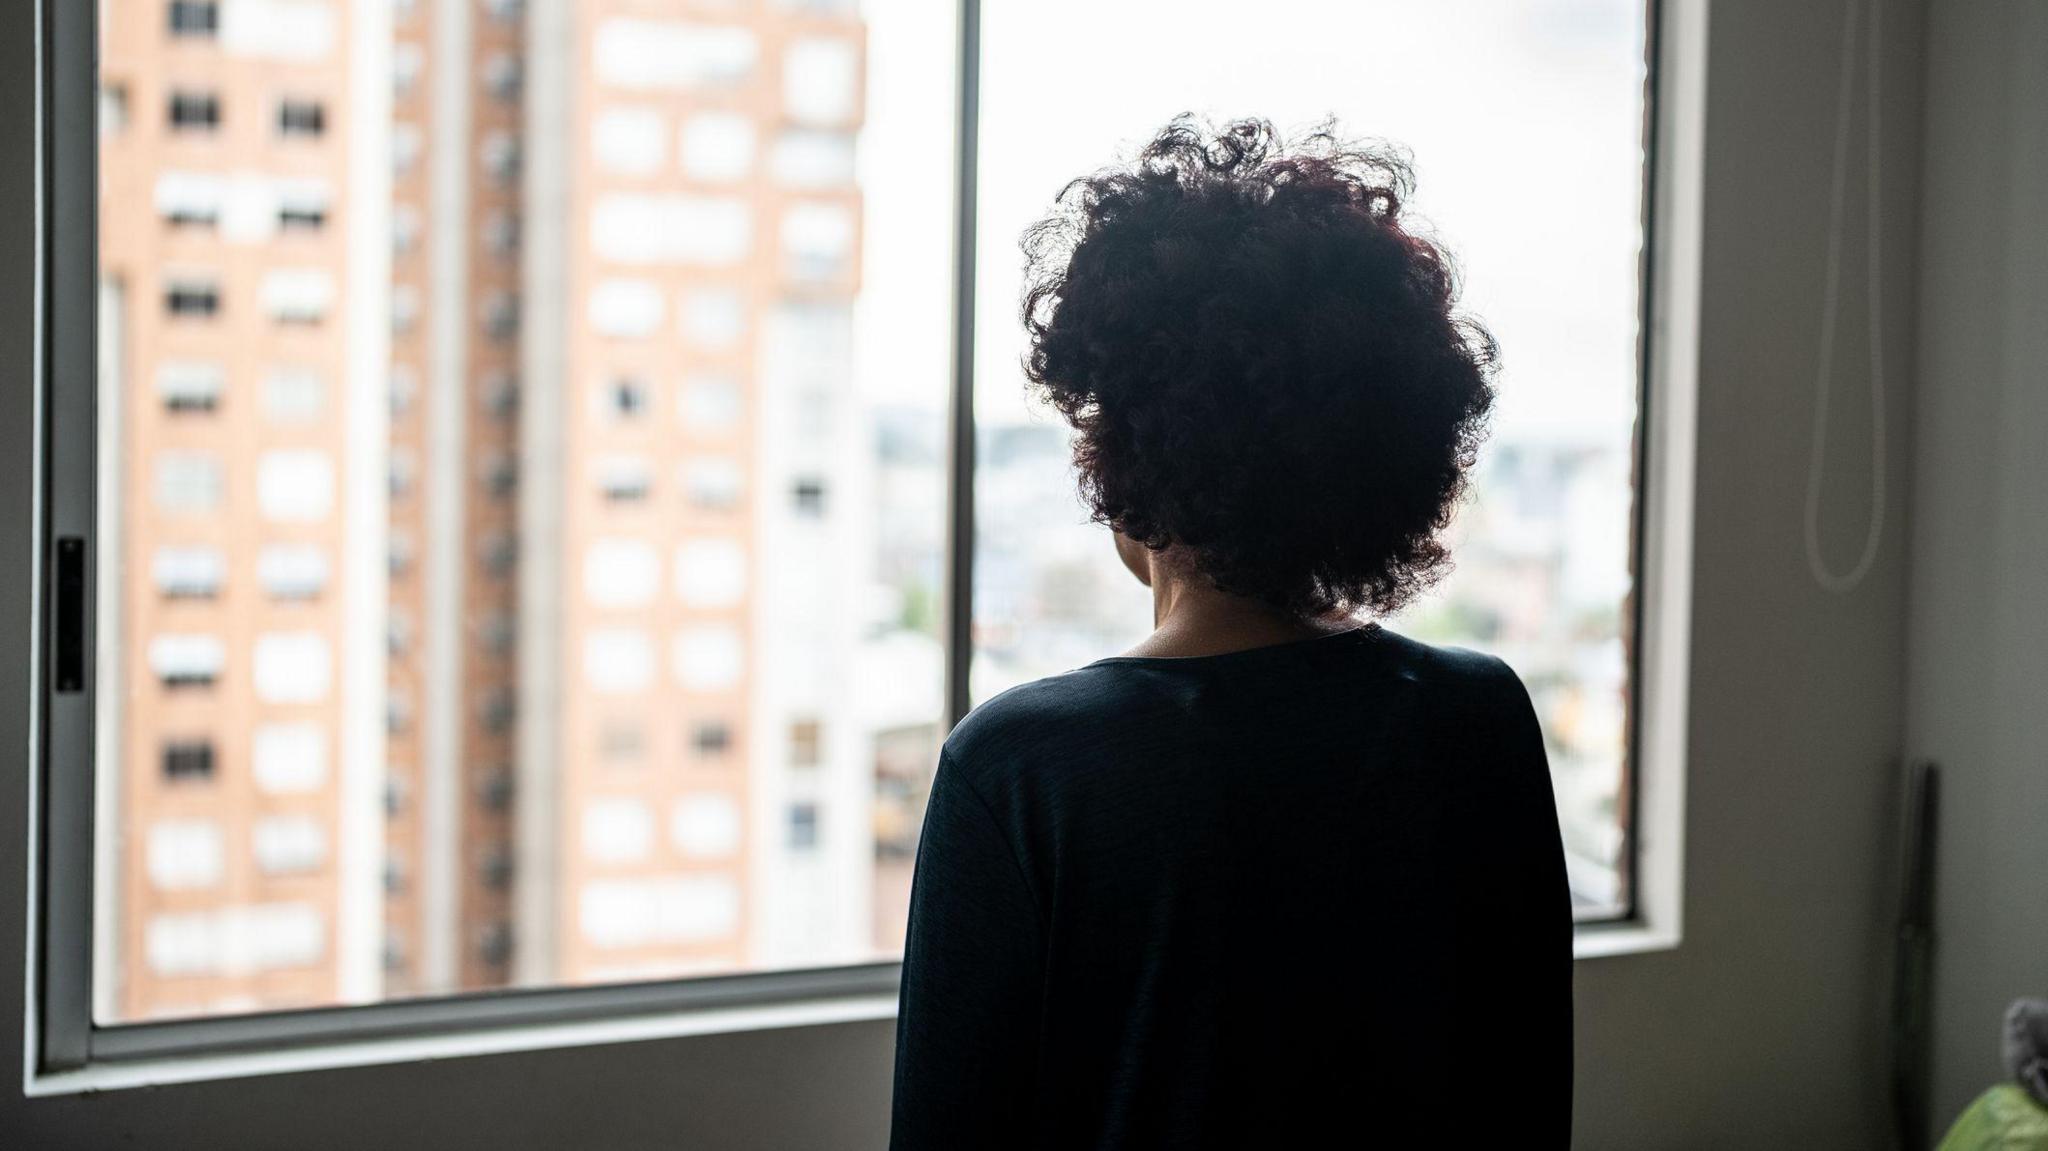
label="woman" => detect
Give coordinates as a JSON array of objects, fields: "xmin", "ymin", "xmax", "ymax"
[{"xmin": 891, "ymin": 117, "xmax": 1572, "ymax": 1148}]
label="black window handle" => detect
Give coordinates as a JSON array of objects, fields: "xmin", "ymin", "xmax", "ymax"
[{"xmin": 54, "ymin": 536, "xmax": 84, "ymax": 694}]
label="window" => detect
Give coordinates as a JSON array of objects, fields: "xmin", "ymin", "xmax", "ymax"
[
  {"xmin": 276, "ymin": 98, "xmax": 325, "ymax": 138},
  {"xmin": 786, "ymin": 803, "xmax": 820, "ymax": 852},
  {"xmin": 679, "ymin": 113, "xmax": 755, "ymax": 182},
  {"xmin": 263, "ymin": 369, "xmax": 325, "ymax": 423},
  {"xmin": 164, "ymin": 276, "xmax": 219, "ymax": 318},
  {"xmin": 155, "ymin": 173, "xmax": 221, "ymax": 228},
  {"xmin": 592, "ymin": 106, "xmax": 665, "ymax": 175},
  {"xmin": 601, "ymin": 376, "xmax": 649, "ymax": 421},
  {"xmin": 156, "ymin": 361, "xmax": 223, "ymax": 412},
  {"xmin": 167, "ymin": 1, "xmax": 218, "ymax": 38},
  {"xmin": 49, "ymin": 0, "xmax": 1659, "ymax": 1082},
  {"xmin": 167, "ymin": 89, "xmax": 219, "ymax": 131},
  {"xmin": 152, "ymin": 546, "xmax": 225, "ymax": 598},
  {"xmin": 153, "ymin": 451, "xmax": 222, "ymax": 513},
  {"xmin": 161, "ymin": 740, "xmax": 216, "ymax": 782},
  {"xmin": 790, "ymin": 719, "xmax": 822, "ymax": 768}
]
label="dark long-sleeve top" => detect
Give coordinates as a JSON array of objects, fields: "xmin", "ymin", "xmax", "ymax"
[{"xmin": 889, "ymin": 625, "xmax": 1572, "ymax": 1149}]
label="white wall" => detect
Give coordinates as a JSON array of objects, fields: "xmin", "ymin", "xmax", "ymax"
[
  {"xmin": 1909, "ymin": 0, "xmax": 2048, "ymax": 1130},
  {"xmin": 0, "ymin": 1, "xmax": 1929, "ymax": 1147}
]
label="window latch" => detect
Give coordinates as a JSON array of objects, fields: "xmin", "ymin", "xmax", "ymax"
[{"xmin": 54, "ymin": 536, "xmax": 85, "ymax": 693}]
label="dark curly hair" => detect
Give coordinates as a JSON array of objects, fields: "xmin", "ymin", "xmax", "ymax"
[{"xmin": 1021, "ymin": 116, "xmax": 1498, "ymax": 618}]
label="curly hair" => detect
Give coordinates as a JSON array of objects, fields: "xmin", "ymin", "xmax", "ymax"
[{"xmin": 1021, "ymin": 116, "xmax": 1498, "ymax": 618}]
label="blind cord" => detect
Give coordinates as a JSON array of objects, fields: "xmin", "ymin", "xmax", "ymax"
[{"xmin": 1805, "ymin": 0, "xmax": 1887, "ymax": 593}]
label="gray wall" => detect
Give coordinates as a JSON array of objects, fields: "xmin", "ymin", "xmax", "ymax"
[
  {"xmin": 0, "ymin": 0, "xmax": 1930, "ymax": 1147},
  {"xmin": 1909, "ymin": 0, "xmax": 2048, "ymax": 1131},
  {"xmin": 1572, "ymin": 0, "xmax": 1922, "ymax": 1145}
]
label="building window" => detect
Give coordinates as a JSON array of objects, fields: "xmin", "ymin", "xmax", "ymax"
[
  {"xmin": 783, "ymin": 38, "xmax": 858, "ymax": 125},
  {"xmin": 148, "ymin": 634, "xmax": 225, "ymax": 689},
  {"xmin": 252, "ymin": 724, "xmax": 327, "ymax": 795},
  {"xmin": 481, "ymin": 210, "xmax": 518, "ymax": 257},
  {"xmin": 791, "ymin": 476, "xmax": 827, "ymax": 518},
  {"xmin": 155, "ymin": 173, "xmax": 221, "ymax": 228},
  {"xmin": 264, "ymin": 369, "xmax": 326, "ymax": 423},
  {"xmin": 147, "ymin": 820, "xmax": 225, "ymax": 890},
  {"xmin": 161, "ymin": 739, "xmax": 216, "ymax": 782},
  {"xmin": 682, "ymin": 457, "xmax": 744, "ymax": 512},
  {"xmin": 594, "ymin": 456, "xmax": 652, "ymax": 503},
  {"xmin": 680, "ymin": 289, "xmax": 746, "ymax": 349},
  {"xmin": 253, "ymin": 633, "xmax": 332, "ymax": 704},
  {"xmin": 277, "ymin": 98, "xmax": 325, "ymax": 138},
  {"xmin": 593, "ymin": 19, "xmax": 757, "ymax": 90},
  {"xmin": 673, "ymin": 538, "xmax": 746, "ymax": 608},
  {"xmin": 167, "ymin": 90, "xmax": 220, "ymax": 132},
  {"xmin": 691, "ymin": 720, "xmax": 731, "ymax": 760},
  {"xmin": 672, "ymin": 793, "xmax": 741, "ymax": 859},
  {"xmin": 584, "ymin": 538, "xmax": 659, "ymax": 608},
  {"xmin": 679, "ymin": 374, "xmax": 742, "ymax": 434},
  {"xmin": 261, "ymin": 268, "xmax": 333, "ymax": 325},
  {"xmin": 256, "ymin": 450, "xmax": 335, "ymax": 523},
  {"xmin": 152, "ymin": 546, "xmax": 226, "ymax": 599},
  {"xmin": 278, "ymin": 190, "xmax": 328, "ymax": 232},
  {"xmin": 781, "ymin": 202, "xmax": 855, "ymax": 283},
  {"xmin": 593, "ymin": 106, "xmax": 664, "ymax": 175},
  {"xmin": 480, "ymin": 291, "xmax": 519, "ymax": 341},
  {"xmin": 603, "ymin": 377, "xmax": 649, "ymax": 421},
  {"xmin": 672, "ymin": 626, "xmax": 744, "ymax": 691},
  {"xmin": 257, "ymin": 544, "xmax": 329, "ymax": 601},
  {"xmin": 771, "ymin": 130, "xmax": 857, "ymax": 189},
  {"xmin": 164, "ymin": 276, "xmax": 220, "ymax": 318},
  {"xmin": 787, "ymin": 803, "xmax": 820, "ymax": 852},
  {"xmin": 480, "ymin": 131, "xmax": 520, "ymax": 184},
  {"xmin": 481, "ymin": 371, "xmax": 520, "ymax": 420},
  {"xmin": 167, "ymin": 1, "xmax": 219, "ymax": 38},
  {"xmin": 251, "ymin": 816, "xmax": 328, "ymax": 876},
  {"xmin": 790, "ymin": 719, "xmax": 822, "ymax": 769},
  {"xmin": 153, "ymin": 451, "xmax": 223, "ymax": 513},
  {"xmin": 156, "ymin": 361, "xmax": 224, "ymax": 412},
  {"xmin": 581, "ymin": 798, "xmax": 655, "ymax": 865},
  {"xmin": 483, "ymin": 53, "xmax": 522, "ymax": 103},
  {"xmin": 392, "ymin": 43, "xmax": 424, "ymax": 100},
  {"xmin": 583, "ymin": 629, "xmax": 655, "ymax": 695},
  {"xmin": 598, "ymin": 722, "xmax": 644, "ymax": 762},
  {"xmin": 679, "ymin": 113, "xmax": 755, "ymax": 182}
]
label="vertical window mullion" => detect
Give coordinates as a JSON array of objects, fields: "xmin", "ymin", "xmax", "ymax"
[
  {"xmin": 942, "ymin": 0, "xmax": 981, "ymax": 732},
  {"xmin": 40, "ymin": 0, "xmax": 101, "ymax": 1073}
]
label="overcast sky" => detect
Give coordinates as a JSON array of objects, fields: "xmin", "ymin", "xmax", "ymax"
[{"xmin": 854, "ymin": 0, "xmax": 1646, "ymax": 443}]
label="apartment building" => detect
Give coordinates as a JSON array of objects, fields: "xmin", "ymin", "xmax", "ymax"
[
  {"xmin": 98, "ymin": 0, "xmax": 389, "ymax": 1019},
  {"xmin": 100, "ymin": 0, "xmax": 883, "ymax": 1019}
]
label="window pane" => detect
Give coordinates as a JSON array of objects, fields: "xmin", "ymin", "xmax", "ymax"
[
  {"xmin": 971, "ymin": 0, "xmax": 1646, "ymax": 919},
  {"xmin": 94, "ymin": 0, "xmax": 954, "ymax": 1021}
]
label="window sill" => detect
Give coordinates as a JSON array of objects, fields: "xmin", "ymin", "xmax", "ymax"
[
  {"xmin": 32, "ymin": 919, "xmax": 1672, "ymax": 1097},
  {"xmin": 1572, "ymin": 919, "xmax": 1682, "ymax": 960},
  {"xmin": 28, "ymin": 992, "xmax": 900, "ymax": 1098}
]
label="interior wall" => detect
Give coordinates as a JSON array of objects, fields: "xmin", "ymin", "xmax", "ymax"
[
  {"xmin": 0, "ymin": 1, "xmax": 1926, "ymax": 1148},
  {"xmin": 1908, "ymin": 0, "xmax": 2048, "ymax": 1131},
  {"xmin": 1570, "ymin": 0, "xmax": 1923, "ymax": 1145}
]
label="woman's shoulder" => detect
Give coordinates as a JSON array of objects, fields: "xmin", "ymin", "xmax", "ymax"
[{"xmin": 940, "ymin": 663, "xmax": 1141, "ymax": 769}]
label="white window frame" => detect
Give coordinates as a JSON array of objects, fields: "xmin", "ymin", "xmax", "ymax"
[{"xmin": 22, "ymin": 0, "xmax": 1697, "ymax": 1097}]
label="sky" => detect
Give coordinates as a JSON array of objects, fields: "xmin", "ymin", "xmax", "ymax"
[{"xmin": 854, "ymin": 0, "xmax": 1648, "ymax": 443}]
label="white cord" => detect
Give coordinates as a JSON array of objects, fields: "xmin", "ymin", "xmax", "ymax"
[{"xmin": 1805, "ymin": 0, "xmax": 1887, "ymax": 593}]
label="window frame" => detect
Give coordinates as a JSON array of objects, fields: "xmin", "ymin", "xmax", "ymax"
[{"xmin": 28, "ymin": 0, "xmax": 1695, "ymax": 1090}]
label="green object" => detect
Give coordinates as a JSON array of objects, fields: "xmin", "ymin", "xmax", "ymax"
[{"xmin": 1938, "ymin": 1084, "xmax": 2048, "ymax": 1151}]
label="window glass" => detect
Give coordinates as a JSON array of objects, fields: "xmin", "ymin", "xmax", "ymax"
[
  {"xmin": 972, "ymin": 0, "xmax": 1647, "ymax": 918},
  {"xmin": 88, "ymin": 0, "xmax": 1638, "ymax": 1030}
]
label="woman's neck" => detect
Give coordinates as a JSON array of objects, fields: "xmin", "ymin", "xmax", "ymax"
[{"xmin": 1121, "ymin": 560, "xmax": 1359, "ymax": 660}]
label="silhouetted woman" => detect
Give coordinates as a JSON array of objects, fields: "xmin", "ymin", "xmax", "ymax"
[{"xmin": 890, "ymin": 117, "xmax": 1572, "ymax": 1148}]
